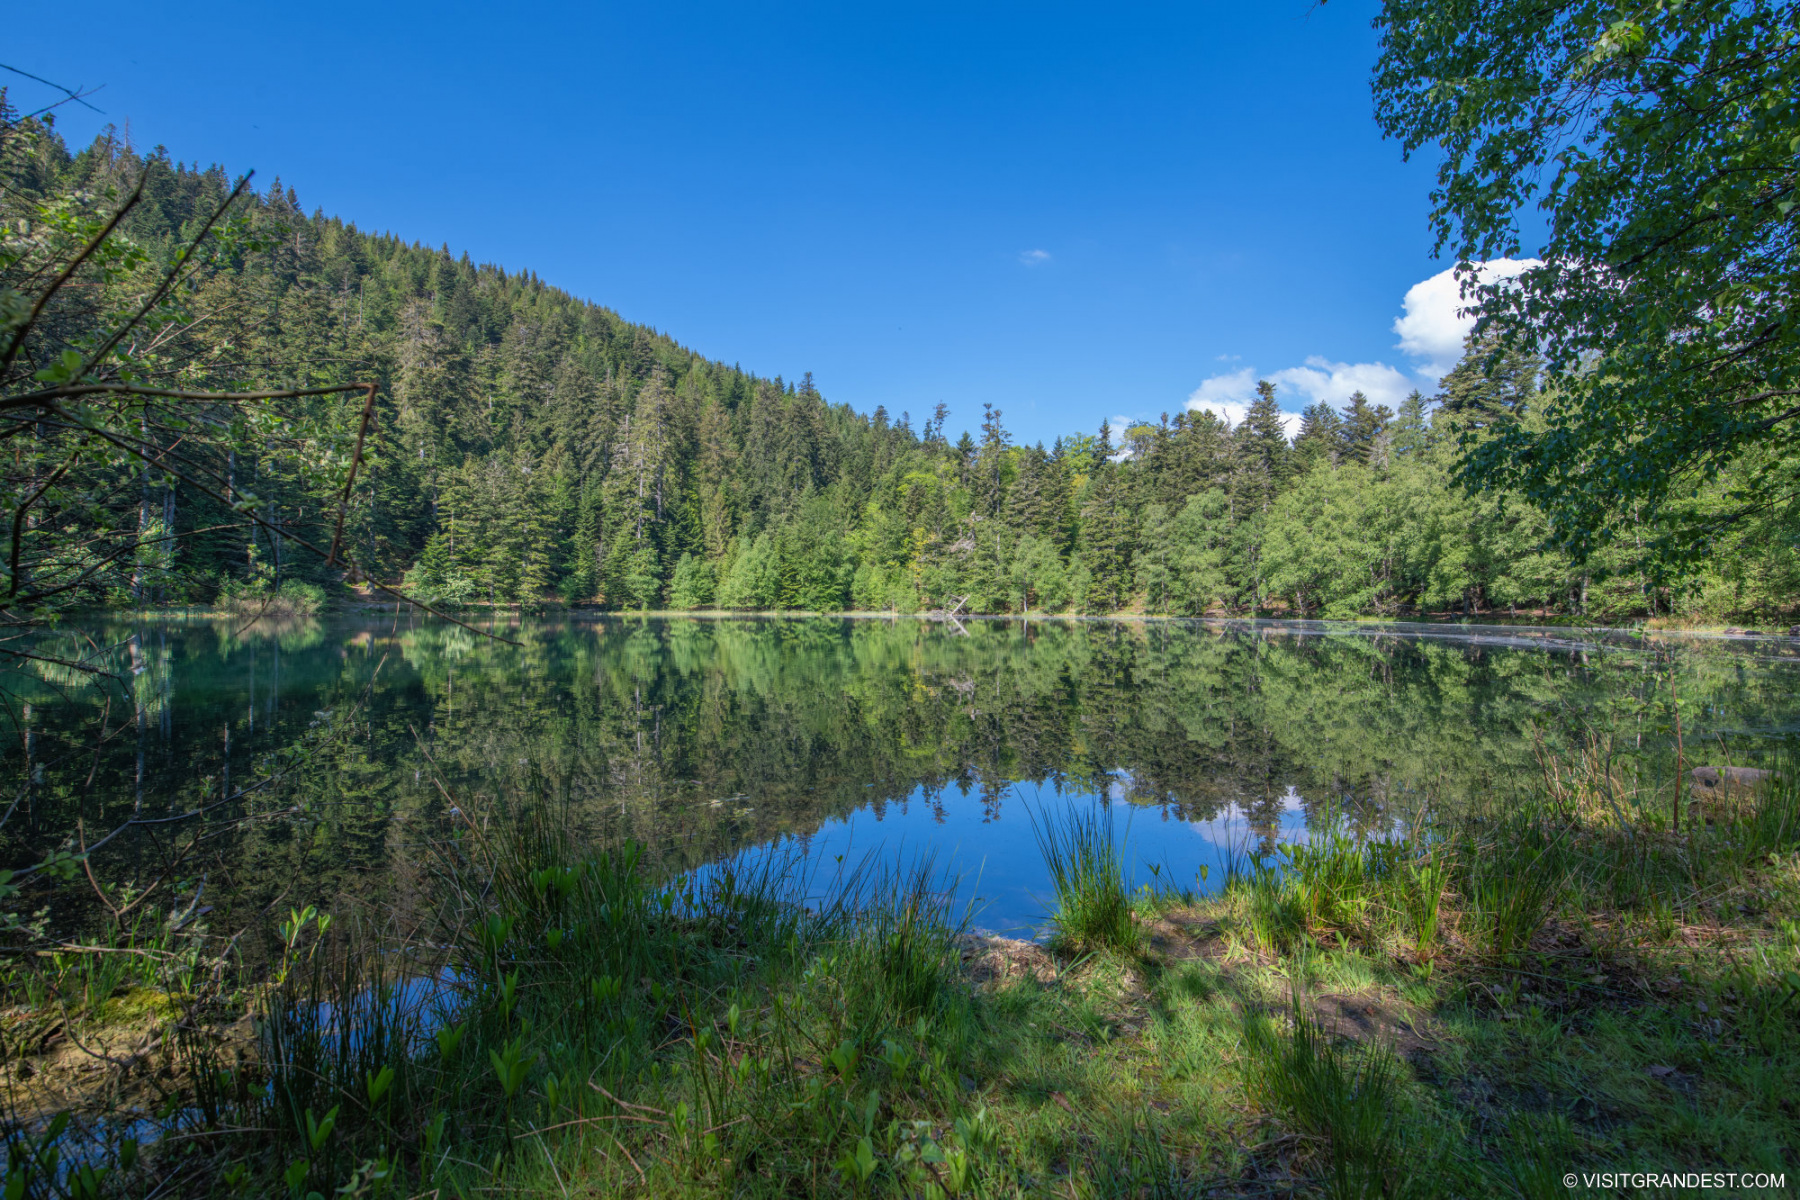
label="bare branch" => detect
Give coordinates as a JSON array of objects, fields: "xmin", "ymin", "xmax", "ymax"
[
  {"xmin": 327, "ymin": 383, "xmax": 378, "ymax": 567},
  {"xmin": 0, "ymin": 63, "xmax": 105, "ymax": 115},
  {"xmin": 7, "ymin": 451, "xmax": 77, "ymax": 598},
  {"xmin": 1, "ymin": 380, "xmax": 375, "ymax": 413},
  {"xmin": 77, "ymin": 173, "xmax": 254, "ymax": 376}
]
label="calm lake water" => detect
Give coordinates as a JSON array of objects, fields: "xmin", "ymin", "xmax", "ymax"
[{"xmin": 8, "ymin": 615, "xmax": 1800, "ymax": 942}]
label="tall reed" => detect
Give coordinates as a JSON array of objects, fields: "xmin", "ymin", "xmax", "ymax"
[{"xmin": 1029, "ymin": 804, "xmax": 1139, "ymax": 954}]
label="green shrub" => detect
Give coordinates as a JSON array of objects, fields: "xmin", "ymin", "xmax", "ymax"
[{"xmin": 218, "ymin": 577, "xmax": 326, "ymax": 618}]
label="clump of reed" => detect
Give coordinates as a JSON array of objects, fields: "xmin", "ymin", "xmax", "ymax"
[
  {"xmin": 1222, "ymin": 812, "xmax": 1449, "ymax": 961},
  {"xmin": 1223, "ymin": 812, "xmax": 1574, "ymax": 968},
  {"xmin": 1242, "ymin": 853, "xmax": 1308, "ymax": 955},
  {"xmin": 1029, "ymin": 804, "xmax": 1140, "ymax": 954},
  {"xmin": 1243, "ymin": 996, "xmax": 1411, "ymax": 1200},
  {"xmin": 1459, "ymin": 818, "xmax": 1567, "ymax": 964}
]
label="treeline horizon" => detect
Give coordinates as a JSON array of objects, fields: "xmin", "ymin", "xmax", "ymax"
[{"xmin": 27, "ymin": 125, "xmax": 1800, "ymax": 623}]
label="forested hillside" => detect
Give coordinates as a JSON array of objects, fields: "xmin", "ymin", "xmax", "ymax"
[{"xmin": 12, "ymin": 123, "xmax": 1799, "ymax": 622}]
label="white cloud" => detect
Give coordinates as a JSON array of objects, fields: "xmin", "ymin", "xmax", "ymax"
[
  {"xmin": 1019, "ymin": 248, "xmax": 1051, "ymax": 266},
  {"xmin": 1187, "ymin": 368, "xmax": 1258, "ymax": 409},
  {"xmin": 1392, "ymin": 257, "xmax": 1539, "ymax": 378},
  {"xmin": 1177, "ymin": 257, "xmax": 1543, "ymax": 441},
  {"xmin": 1268, "ymin": 356, "xmax": 1416, "ymax": 411}
]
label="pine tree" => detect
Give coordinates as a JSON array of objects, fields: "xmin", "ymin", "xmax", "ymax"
[
  {"xmin": 1437, "ymin": 330, "xmax": 1540, "ymax": 424},
  {"xmin": 1078, "ymin": 450, "xmax": 1132, "ymax": 611},
  {"xmin": 1293, "ymin": 402, "xmax": 1343, "ymax": 472},
  {"xmin": 1338, "ymin": 392, "xmax": 1394, "ymax": 467},
  {"xmin": 975, "ymin": 404, "xmax": 1011, "ymax": 518},
  {"xmin": 1390, "ymin": 390, "xmax": 1436, "ymax": 459},
  {"xmin": 1239, "ymin": 381, "xmax": 1293, "ymax": 489},
  {"xmin": 623, "ymin": 542, "xmax": 661, "ymax": 608},
  {"xmin": 1170, "ymin": 489, "xmax": 1231, "ymax": 614}
]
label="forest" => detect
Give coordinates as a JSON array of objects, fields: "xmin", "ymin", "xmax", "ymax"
[{"xmin": 6, "ymin": 113, "xmax": 1797, "ymax": 628}]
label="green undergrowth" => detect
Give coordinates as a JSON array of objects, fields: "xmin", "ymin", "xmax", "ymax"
[{"xmin": 8, "ymin": 765, "xmax": 1800, "ymax": 1198}]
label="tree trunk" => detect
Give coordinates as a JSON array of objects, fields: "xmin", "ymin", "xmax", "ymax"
[{"xmin": 160, "ymin": 485, "xmax": 175, "ymax": 603}]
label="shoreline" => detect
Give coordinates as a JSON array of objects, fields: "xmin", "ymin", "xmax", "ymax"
[{"xmin": 77, "ymin": 602, "xmax": 1800, "ymax": 644}]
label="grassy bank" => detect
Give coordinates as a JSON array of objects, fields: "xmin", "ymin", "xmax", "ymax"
[{"xmin": 3, "ymin": 767, "xmax": 1797, "ymax": 1197}]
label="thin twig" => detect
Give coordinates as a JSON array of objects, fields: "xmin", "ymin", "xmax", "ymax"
[
  {"xmin": 535, "ymin": 1112, "xmax": 661, "ymax": 1134},
  {"xmin": 4, "ymin": 380, "xmax": 376, "ymax": 412},
  {"xmin": 603, "ymin": 1127, "xmax": 648, "ymax": 1187},
  {"xmin": 588, "ymin": 1079, "xmax": 669, "ymax": 1116},
  {"xmin": 0, "ymin": 175, "xmax": 144, "ymax": 375},
  {"xmin": 7, "ymin": 451, "xmax": 77, "ymax": 598},
  {"xmin": 78, "ymin": 174, "xmax": 254, "ymax": 375},
  {"xmin": 0, "ymin": 63, "xmax": 105, "ymax": 114}
]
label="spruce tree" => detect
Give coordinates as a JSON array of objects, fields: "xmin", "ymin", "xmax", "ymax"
[
  {"xmin": 1390, "ymin": 390, "xmax": 1436, "ymax": 459},
  {"xmin": 1293, "ymin": 402, "xmax": 1343, "ymax": 472},
  {"xmin": 1437, "ymin": 330, "xmax": 1540, "ymax": 425},
  {"xmin": 1239, "ymin": 381, "xmax": 1293, "ymax": 487},
  {"xmin": 1338, "ymin": 392, "xmax": 1394, "ymax": 467}
]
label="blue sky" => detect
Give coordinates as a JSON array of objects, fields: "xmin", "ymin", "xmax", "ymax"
[{"xmin": 8, "ymin": 1, "xmax": 1490, "ymax": 446}]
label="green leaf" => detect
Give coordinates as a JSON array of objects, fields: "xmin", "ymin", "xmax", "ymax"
[
  {"xmin": 304, "ymin": 1105, "xmax": 338, "ymax": 1153},
  {"xmin": 436, "ymin": 1021, "xmax": 466, "ymax": 1061},
  {"xmin": 31, "ymin": 349, "xmax": 85, "ymax": 384}
]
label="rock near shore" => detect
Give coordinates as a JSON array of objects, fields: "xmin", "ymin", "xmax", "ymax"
[{"xmin": 1688, "ymin": 765, "xmax": 1773, "ymax": 799}]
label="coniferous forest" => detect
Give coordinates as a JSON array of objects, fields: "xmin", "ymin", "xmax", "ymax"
[{"xmin": 5, "ymin": 118, "xmax": 1798, "ymax": 625}]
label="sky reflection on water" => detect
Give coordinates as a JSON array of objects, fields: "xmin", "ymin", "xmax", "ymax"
[{"xmin": 733, "ymin": 778, "xmax": 1318, "ymax": 938}]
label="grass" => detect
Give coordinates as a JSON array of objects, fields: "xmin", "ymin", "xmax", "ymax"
[
  {"xmin": 1461, "ymin": 819, "xmax": 1568, "ymax": 963},
  {"xmin": 4, "ymin": 759, "xmax": 1799, "ymax": 1197},
  {"xmin": 1029, "ymin": 804, "xmax": 1140, "ymax": 954},
  {"xmin": 1243, "ymin": 994, "xmax": 1412, "ymax": 1200}
]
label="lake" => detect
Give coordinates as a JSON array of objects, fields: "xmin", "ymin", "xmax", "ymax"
[{"xmin": 7, "ymin": 615, "xmax": 1799, "ymax": 945}]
